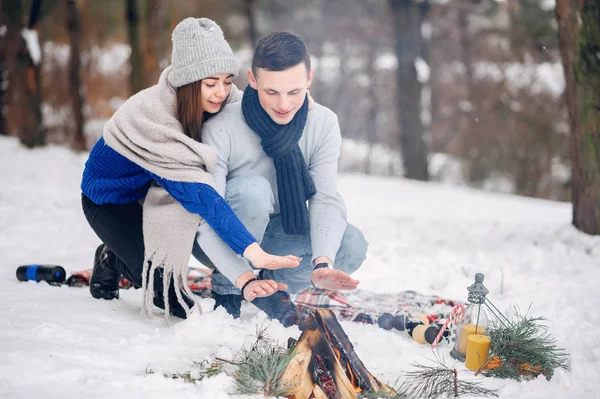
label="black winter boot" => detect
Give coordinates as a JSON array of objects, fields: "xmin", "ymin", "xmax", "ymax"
[
  {"xmin": 89, "ymin": 244, "xmax": 121, "ymax": 300},
  {"xmin": 252, "ymin": 291, "xmax": 301, "ymax": 328},
  {"xmin": 212, "ymin": 292, "xmax": 242, "ymax": 319},
  {"xmin": 153, "ymin": 290, "xmax": 196, "ymax": 319}
]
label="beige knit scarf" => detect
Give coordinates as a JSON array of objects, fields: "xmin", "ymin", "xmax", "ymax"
[{"xmin": 103, "ymin": 66, "xmax": 218, "ymax": 321}]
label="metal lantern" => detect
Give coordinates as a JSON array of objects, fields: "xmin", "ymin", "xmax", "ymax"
[{"xmin": 450, "ymin": 273, "xmax": 490, "ymax": 361}]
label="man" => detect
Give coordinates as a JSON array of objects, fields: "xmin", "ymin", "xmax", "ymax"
[{"xmin": 193, "ymin": 32, "xmax": 368, "ymax": 326}]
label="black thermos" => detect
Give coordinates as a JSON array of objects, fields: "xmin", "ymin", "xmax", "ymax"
[{"xmin": 16, "ymin": 265, "xmax": 67, "ymax": 283}]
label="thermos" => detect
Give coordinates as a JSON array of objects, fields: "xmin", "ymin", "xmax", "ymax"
[{"xmin": 16, "ymin": 264, "xmax": 66, "ymax": 284}]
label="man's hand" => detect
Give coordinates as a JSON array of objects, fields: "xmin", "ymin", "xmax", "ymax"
[
  {"xmin": 243, "ymin": 243, "xmax": 301, "ymax": 270},
  {"xmin": 311, "ymin": 268, "xmax": 359, "ymax": 290},
  {"xmin": 242, "ymin": 278, "xmax": 288, "ymax": 301}
]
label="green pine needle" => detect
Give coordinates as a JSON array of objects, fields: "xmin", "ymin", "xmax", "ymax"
[
  {"xmin": 400, "ymin": 357, "xmax": 498, "ymax": 399},
  {"xmin": 483, "ymin": 309, "xmax": 569, "ymax": 381},
  {"xmin": 232, "ymin": 324, "xmax": 296, "ymax": 397},
  {"xmin": 358, "ymin": 386, "xmax": 411, "ymax": 399},
  {"xmin": 163, "ymin": 359, "xmax": 224, "ymax": 384}
]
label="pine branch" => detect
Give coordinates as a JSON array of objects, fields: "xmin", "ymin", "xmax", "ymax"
[
  {"xmin": 232, "ymin": 323, "xmax": 296, "ymax": 397},
  {"xmin": 164, "ymin": 359, "xmax": 224, "ymax": 384},
  {"xmin": 480, "ymin": 309, "xmax": 569, "ymax": 381},
  {"xmin": 400, "ymin": 353, "xmax": 498, "ymax": 399},
  {"xmin": 359, "ymin": 388, "xmax": 411, "ymax": 399}
]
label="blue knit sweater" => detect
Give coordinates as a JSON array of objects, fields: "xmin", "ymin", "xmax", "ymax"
[{"xmin": 81, "ymin": 138, "xmax": 255, "ymax": 255}]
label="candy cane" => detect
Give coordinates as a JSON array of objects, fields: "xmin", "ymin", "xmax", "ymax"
[{"xmin": 431, "ymin": 303, "xmax": 465, "ymax": 349}]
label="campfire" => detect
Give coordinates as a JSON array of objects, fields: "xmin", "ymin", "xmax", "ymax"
[{"xmin": 280, "ymin": 309, "xmax": 397, "ymax": 399}]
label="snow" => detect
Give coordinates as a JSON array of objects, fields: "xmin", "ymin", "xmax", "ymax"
[
  {"xmin": 474, "ymin": 61, "xmax": 565, "ymax": 98},
  {"xmin": 21, "ymin": 28, "xmax": 41, "ymax": 66},
  {"xmin": 315, "ymin": 55, "xmax": 342, "ymax": 83},
  {"xmin": 541, "ymin": 0, "xmax": 556, "ymax": 11},
  {"xmin": 440, "ymin": 60, "xmax": 565, "ymax": 98},
  {"xmin": 1, "ymin": 135, "xmax": 600, "ymax": 398},
  {"xmin": 41, "ymin": 42, "xmax": 131, "ymax": 75},
  {"xmin": 374, "ymin": 52, "xmax": 397, "ymax": 71},
  {"xmin": 415, "ymin": 57, "xmax": 430, "ymax": 83},
  {"xmin": 92, "ymin": 44, "xmax": 131, "ymax": 75}
]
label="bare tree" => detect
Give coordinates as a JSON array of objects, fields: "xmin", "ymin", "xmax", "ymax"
[
  {"xmin": 556, "ymin": 0, "xmax": 600, "ymax": 235},
  {"xmin": 144, "ymin": 0, "xmax": 167, "ymax": 86},
  {"xmin": 125, "ymin": 0, "xmax": 144, "ymax": 94},
  {"xmin": 66, "ymin": 0, "xmax": 85, "ymax": 151},
  {"xmin": 0, "ymin": 0, "xmax": 45, "ymax": 146},
  {"xmin": 0, "ymin": 0, "xmax": 11, "ymax": 136},
  {"xmin": 243, "ymin": 0, "xmax": 259, "ymax": 48},
  {"xmin": 390, "ymin": 0, "xmax": 430, "ymax": 181},
  {"xmin": 27, "ymin": 0, "xmax": 44, "ymax": 143}
]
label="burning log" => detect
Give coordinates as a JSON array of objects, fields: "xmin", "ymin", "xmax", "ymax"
[{"xmin": 281, "ymin": 309, "xmax": 397, "ymax": 399}]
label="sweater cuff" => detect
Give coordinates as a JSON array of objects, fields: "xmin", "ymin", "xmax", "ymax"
[{"xmin": 227, "ymin": 228, "xmax": 256, "ymax": 255}]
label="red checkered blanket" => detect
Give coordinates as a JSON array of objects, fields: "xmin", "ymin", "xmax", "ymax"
[{"xmin": 69, "ymin": 268, "xmax": 461, "ymax": 341}]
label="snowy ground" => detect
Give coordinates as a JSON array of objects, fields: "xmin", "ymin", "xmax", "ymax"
[{"xmin": 1, "ymin": 135, "xmax": 599, "ymax": 399}]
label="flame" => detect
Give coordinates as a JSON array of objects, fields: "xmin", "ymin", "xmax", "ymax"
[
  {"xmin": 313, "ymin": 313, "xmax": 365, "ymax": 393},
  {"xmin": 346, "ymin": 363, "xmax": 363, "ymax": 392},
  {"xmin": 323, "ymin": 324, "xmax": 333, "ymax": 342},
  {"xmin": 333, "ymin": 347, "xmax": 341, "ymax": 360},
  {"xmin": 330, "ymin": 339, "xmax": 363, "ymax": 393}
]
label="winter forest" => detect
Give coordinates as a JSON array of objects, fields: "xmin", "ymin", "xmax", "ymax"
[
  {"xmin": 1, "ymin": 0, "xmax": 600, "ymax": 398},
  {"xmin": 2, "ymin": 0, "xmax": 598, "ymax": 211}
]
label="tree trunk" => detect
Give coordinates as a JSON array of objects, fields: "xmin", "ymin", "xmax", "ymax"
[
  {"xmin": 365, "ymin": 46, "xmax": 380, "ymax": 175},
  {"xmin": 0, "ymin": 0, "xmax": 10, "ymax": 135},
  {"xmin": 243, "ymin": 0, "xmax": 259, "ymax": 48},
  {"xmin": 458, "ymin": 9, "xmax": 486, "ymax": 183},
  {"xmin": 556, "ymin": 0, "xmax": 600, "ymax": 235},
  {"xmin": 390, "ymin": 0, "xmax": 429, "ymax": 181},
  {"xmin": 125, "ymin": 0, "xmax": 144, "ymax": 94},
  {"xmin": 66, "ymin": 0, "xmax": 85, "ymax": 151},
  {"xmin": 144, "ymin": 0, "xmax": 166, "ymax": 86},
  {"xmin": 0, "ymin": 0, "xmax": 44, "ymax": 147},
  {"xmin": 27, "ymin": 0, "xmax": 44, "ymax": 145}
]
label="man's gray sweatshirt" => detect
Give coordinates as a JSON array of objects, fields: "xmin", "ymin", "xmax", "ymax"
[{"xmin": 195, "ymin": 101, "xmax": 347, "ymax": 286}]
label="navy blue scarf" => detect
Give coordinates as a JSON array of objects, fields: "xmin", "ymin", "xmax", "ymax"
[{"xmin": 242, "ymin": 85, "xmax": 315, "ymax": 235}]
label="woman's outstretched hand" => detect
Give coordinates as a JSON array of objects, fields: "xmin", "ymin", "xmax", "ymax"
[
  {"xmin": 243, "ymin": 278, "xmax": 288, "ymax": 301},
  {"xmin": 243, "ymin": 243, "xmax": 301, "ymax": 270}
]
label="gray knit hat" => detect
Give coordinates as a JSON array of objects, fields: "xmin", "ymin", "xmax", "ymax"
[{"xmin": 168, "ymin": 17, "xmax": 238, "ymax": 88}]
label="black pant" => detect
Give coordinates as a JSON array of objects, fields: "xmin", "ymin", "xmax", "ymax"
[{"xmin": 82, "ymin": 194, "xmax": 163, "ymax": 292}]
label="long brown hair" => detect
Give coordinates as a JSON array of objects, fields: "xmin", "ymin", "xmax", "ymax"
[{"xmin": 176, "ymin": 81, "xmax": 204, "ymax": 142}]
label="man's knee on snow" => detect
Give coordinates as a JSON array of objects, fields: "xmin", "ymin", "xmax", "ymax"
[{"xmin": 335, "ymin": 224, "xmax": 368, "ymax": 275}]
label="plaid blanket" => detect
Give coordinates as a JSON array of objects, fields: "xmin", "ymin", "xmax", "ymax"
[
  {"xmin": 292, "ymin": 287, "xmax": 461, "ymax": 326},
  {"xmin": 69, "ymin": 268, "xmax": 461, "ymax": 343}
]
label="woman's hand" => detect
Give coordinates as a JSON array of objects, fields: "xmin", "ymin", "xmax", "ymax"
[
  {"xmin": 243, "ymin": 243, "xmax": 301, "ymax": 270},
  {"xmin": 235, "ymin": 271, "xmax": 288, "ymax": 301},
  {"xmin": 244, "ymin": 279, "xmax": 288, "ymax": 301}
]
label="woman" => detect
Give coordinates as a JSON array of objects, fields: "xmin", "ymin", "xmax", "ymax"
[{"xmin": 81, "ymin": 17, "xmax": 300, "ymax": 320}]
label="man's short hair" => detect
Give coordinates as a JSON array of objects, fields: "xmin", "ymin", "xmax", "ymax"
[{"xmin": 252, "ymin": 32, "xmax": 311, "ymax": 76}]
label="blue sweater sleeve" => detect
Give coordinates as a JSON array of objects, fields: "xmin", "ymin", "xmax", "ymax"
[{"xmin": 156, "ymin": 178, "xmax": 256, "ymax": 255}]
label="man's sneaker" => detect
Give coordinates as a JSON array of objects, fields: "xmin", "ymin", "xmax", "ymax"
[
  {"xmin": 252, "ymin": 291, "xmax": 301, "ymax": 327},
  {"xmin": 89, "ymin": 244, "xmax": 121, "ymax": 300},
  {"xmin": 153, "ymin": 290, "xmax": 197, "ymax": 319},
  {"xmin": 213, "ymin": 292, "xmax": 242, "ymax": 319}
]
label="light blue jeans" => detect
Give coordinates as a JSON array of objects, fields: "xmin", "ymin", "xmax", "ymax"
[{"xmin": 192, "ymin": 175, "xmax": 368, "ymax": 295}]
